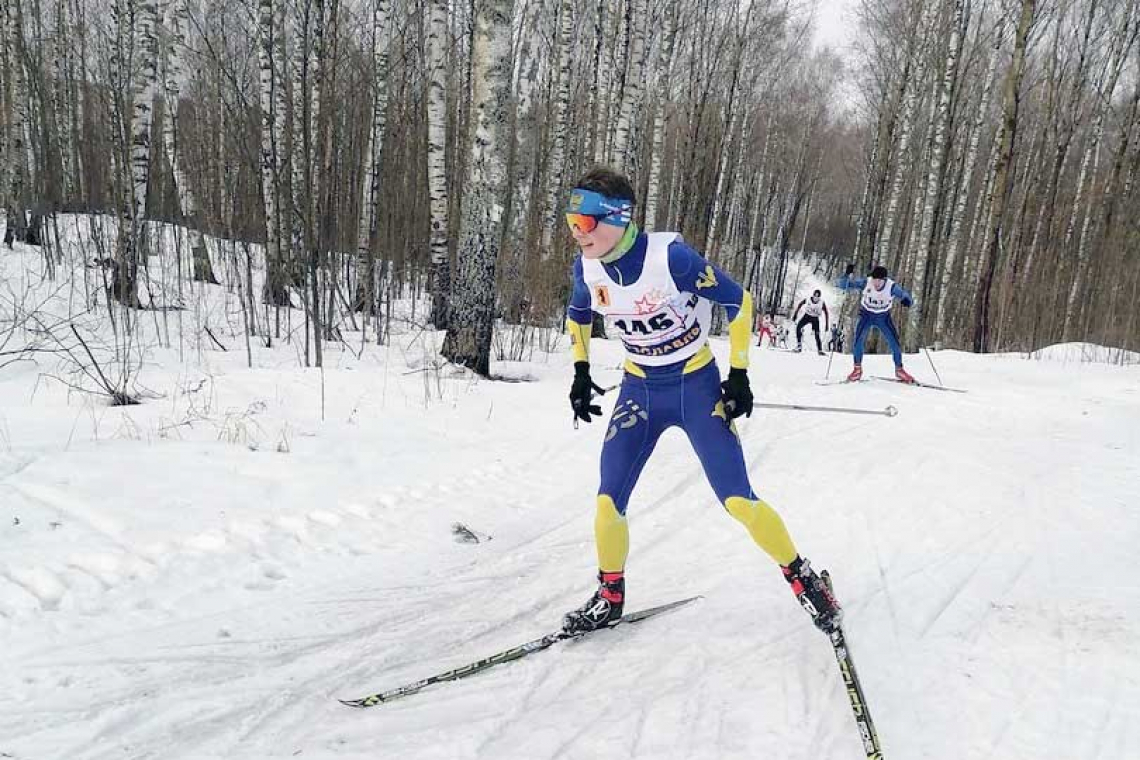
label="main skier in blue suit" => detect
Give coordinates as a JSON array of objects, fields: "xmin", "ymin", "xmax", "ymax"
[
  {"xmin": 836, "ymin": 263, "xmax": 916, "ymax": 383},
  {"xmin": 561, "ymin": 166, "xmax": 841, "ymax": 636}
]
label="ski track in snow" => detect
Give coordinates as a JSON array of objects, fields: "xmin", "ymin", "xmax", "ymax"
[{"xmin": 2, "ymin": 235, "xmax": 1140, "ymax": 759}]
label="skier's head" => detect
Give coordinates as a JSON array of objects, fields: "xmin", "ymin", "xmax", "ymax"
[
  {"xmin": 870, "ymin": 265, "xmax": 888, "ymax": 286},
  {"xmin": 566, "ymin": 167, "xmax": 635, "ymax": 259},
  {"xmin": 811, "ymin": 289, "xmax": 821, "ymax": 302}
]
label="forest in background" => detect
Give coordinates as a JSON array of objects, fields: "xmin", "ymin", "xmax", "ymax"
[{"xmin": 1, "ymin": 0, "xmax": 1137, "ymax": 375}]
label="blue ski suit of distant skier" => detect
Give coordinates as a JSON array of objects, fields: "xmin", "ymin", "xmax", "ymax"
[
  {"xmin": 835, "ymin": 274, "xmax": 914, "ymax": 368},
  {"xmin": 566, "ymin": 224, "xmax": 799, "ymax": 574}
]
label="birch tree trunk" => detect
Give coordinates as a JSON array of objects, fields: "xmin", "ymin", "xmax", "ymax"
[
  {"xmin": 354, "ymin": 0, "xmax": 391, "ymax": 322},
  {"xmin": 874, "ymin": 2, "xmax": 931, "ymax": 269},
  {"xmin": 973, "ymin": 0, "xmax": 1036, "ymax": 352},
  {"xmin": 592, "ymin": 0, "xmax": 613, "ymax": 163},
  {"xmin": 645, "ymin": 0, "xmax": 679, "ymax": 230},
  {"xmin": 1062, "ymin": 2, "xmax": 1137, "ymax": 339},
  {"xmin": 540, "ymin": 0, "xmax": 574, "ymax": 251},
  {"xmin": 108, "ymin": 0, "xmax": 158, "ymax": 307},
  {"xmin": 2, "ymin": 0, "xmax": 30, "ymax": 248},
  {"xmin": 609, "ymin": 0, "xmax": 646, "ymax": 169},
  {"xmin": 259, "ymin": 0, "xmax": 290, "ymax": 309},
  {"xmin": 908, "ymin": 0, "xmax": 964, "ymax": 347},
  {"xmin": 427, "ymin": 0, "xmax": 450, "ymax": 327},
  {"xmin": 705, "ymin": 1, "xmax": 755, "ymax": 258},
  {"xmin": 163, "ymin": 0, "xmax": 215, "ymax": 285},
  {"xmin": 935, "ymin": 16, "xmax": 1002, "ymax": 340},
  {"xmin": 442, "ymin": 0, "xmax": 515, "ymax": 376}
]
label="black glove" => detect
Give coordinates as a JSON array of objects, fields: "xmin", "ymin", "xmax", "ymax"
[
  {"xmin": 569, "ymin": 361, "xmax": 605, "ymax": 423},
  {"xmin": 900, "ymin": 296, "xmax": 913, "ymax": 307},
  {"xmin": 720, "ymin": 367, "xmax": 753, "ymax": 420},
  {"xmin": 844, "ymin": 263, "xmax": 855, "ymax": 276}
]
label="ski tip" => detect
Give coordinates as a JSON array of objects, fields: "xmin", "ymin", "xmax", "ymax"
[{"xmin": 339, "ymin": 697, "xmax": 378, "ymax": 708}]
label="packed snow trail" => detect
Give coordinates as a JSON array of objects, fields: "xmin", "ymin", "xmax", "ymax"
[{"xmin": 2, "ymin": 240, "xmax": 1138, "ymax": 758}]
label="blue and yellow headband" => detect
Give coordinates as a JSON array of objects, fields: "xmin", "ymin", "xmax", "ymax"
[{"xmin": 566, "ymin": 188, "xmax": 633, "ymax": 229}]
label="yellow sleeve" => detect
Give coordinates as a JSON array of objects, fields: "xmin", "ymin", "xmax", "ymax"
[
  {"xmin": 567, "ymin": 318, "xmax": 591, "ymax": 363},
  {"xmin": 727, "ymin": 291, "xmax": 753, "ymax": 370}
]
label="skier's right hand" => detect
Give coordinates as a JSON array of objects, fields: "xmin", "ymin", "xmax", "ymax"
[
  {"xmin": 844, "ymin": 263, "xmax": 855, "ymax": 276},
  {"xmin": 569, "ymin": 361, "xmax": 605, "ymax": 423}
]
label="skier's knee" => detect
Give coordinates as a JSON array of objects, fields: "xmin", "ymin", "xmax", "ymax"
[{"xmin": 724, "ymin": 496, "xmax": 797, "ymax": 565}]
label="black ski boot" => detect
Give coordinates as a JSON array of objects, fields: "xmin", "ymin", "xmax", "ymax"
[
  {"xmin": 563, "ymin": 571, "xmax": 624, "ymax": 634},
  {"xmin": 782, "ymin": 557, "xmax": 842, "ymax": 634}
]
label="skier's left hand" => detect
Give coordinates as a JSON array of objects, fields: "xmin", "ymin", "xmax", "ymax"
[
  {"xmin": 901, "ymin": 297, "xmax": 913, "ymax": 307},
  {"xmin": 720, "ymin": 368, "xmax": 753, "ymax": 419}
]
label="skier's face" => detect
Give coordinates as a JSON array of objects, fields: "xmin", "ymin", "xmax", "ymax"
[
  {"xmin": 570, "ymin": 218, "xmax": 627, "ymax": 259},
  {"xmin": 872, "ymin": 277, "xmax": 886, "ymax": 290}
]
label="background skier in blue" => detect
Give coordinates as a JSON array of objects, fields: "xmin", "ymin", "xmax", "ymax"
[{"xmin": 836, "ymin": 263, "xmax": 916, "ymax": 383}]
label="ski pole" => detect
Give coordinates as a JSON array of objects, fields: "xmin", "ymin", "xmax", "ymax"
[
  {"xmin": 756, "ymin": 401, "xmax": 897, "ymax": 417},
  {"xmin": 922, "ymin": 346, "xmax": 945, "ymax": 387},
  {"xmin": 826, "ymin": 275, "xmax": 851, "ymax": 380}
]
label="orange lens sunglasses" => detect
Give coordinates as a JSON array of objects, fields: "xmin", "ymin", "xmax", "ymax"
[{"xmin": 565, "ymin": 212, "xmax": 615, "ymax": 234}]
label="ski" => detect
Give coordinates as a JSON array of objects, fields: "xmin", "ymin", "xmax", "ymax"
[
  {"xmin": 757, "ymin": 401, "xmax": 897, "ymax": 417},
  {"xmin": 339, "ymin": 596, "xmax": 700, "ymax": 708},
  {"xmin": 821, "ymin": 571, "xmax": 885, "ymax": 759},
  {"xmin": 872, "ymin": 376, "xmax": 967, "ymax": 393},
  {"xmin": 814, "ymin": 378, "xmax": 870, "ymax": 387}
]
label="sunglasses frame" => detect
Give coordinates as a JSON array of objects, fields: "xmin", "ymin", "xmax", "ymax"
[{"xmin": 565, "ymin": 210, "xmax": 621, "ymax": 234}]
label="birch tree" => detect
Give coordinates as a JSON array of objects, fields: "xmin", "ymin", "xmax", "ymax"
[
  {"xmin": 442, "ymin": 0, "xmax": 515, "ymax": 375},
  {"xmin": 1062, "ymin": 0, "xmax": 1138, "ymax": 338},
  {"xmin": 162, "ymin": 0, "xmax": 216, "ymax": 285},
  {"xmin": 258, "ymin": 0, "xmax": 290, "ymax": 308},
  {"xmin": 426, "ymin": 0, "xmax": 450, "ymax": 327},
  {"xmin": 609, "ymin": 0, "xmax": 647, "ymax": 169},
  {"xmin": 973, "ymin": 0, "xmax": 1036, "ymax": 352},
  {"xmin": 539, "ymin": 0, "xmax": 574, "ymax": 252},
  {"xmin": 934, "ymin": 16, "xmax": 1003, "ymax": 340},
  {"xmin": 644, "ymin": 0, "xmax": 680, "ymax": 230},
  {"xmin": 2, "ymin": 0, "xmax": 32, "ymax": 248},
  {"xmin": 907, "ymin": 0, "xmax": 964, "ymax": 346},
  {"xmin": 354, "ymin": 0, "xmax": 392, "ymax": 325}
]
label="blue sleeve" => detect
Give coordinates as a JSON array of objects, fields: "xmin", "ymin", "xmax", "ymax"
[
  {"xmin": 667, "ymin": 239, "xmax": 745, "ymax": 322},
  {"xmin": 836, "ymin": 275, "xmax": 867, "ymax": 292},
  {"xmin": 567, "ymin": 257, "xmax": 593, "ymax": 325},
  {"xmin": 891, "ymin": 282, "xmax": 914, "ymax": 304}
]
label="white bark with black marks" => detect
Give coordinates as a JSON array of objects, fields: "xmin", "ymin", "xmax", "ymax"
[
  {"xmin": 609, "ymin": 0, "xmax": 647, "ymax": 169},
  {"xmin": 540, "ymin": 0, "xmax": 575, "ymax": 252},
  {"xmin": 442, "ymin": 0, "xmax": 515, "ymax": 376},
  {"xmin": 427, "ymin": 0, "xmax": 450, "ymax": 327}
]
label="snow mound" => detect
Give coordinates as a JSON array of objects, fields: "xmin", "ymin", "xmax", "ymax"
[{"xmin": 1028, "ymin": 342, "xmax": 1140, "ymax": 365}]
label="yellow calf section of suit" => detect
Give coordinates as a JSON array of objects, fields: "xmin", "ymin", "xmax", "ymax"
[
  {"xmin": 594, "ymin": 495, "xmax": 630, "ymax": 572},
  {"xmin": 724, "ymin": 496, "xmax": 797, "ymax": 565}
]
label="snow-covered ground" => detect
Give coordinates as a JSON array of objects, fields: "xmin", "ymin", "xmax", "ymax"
[{"xmin": 1, "ymin": 226, "xmax": 1138, "ymax": 759}]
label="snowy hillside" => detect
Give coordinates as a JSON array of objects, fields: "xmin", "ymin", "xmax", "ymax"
[{"xmin": 1, "ymin": 227, "xmax": 1138, "ymax": 760}]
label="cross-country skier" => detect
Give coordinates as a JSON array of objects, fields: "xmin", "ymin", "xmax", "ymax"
[
  {"xmin": 836, "ymin": 263, "xmax": 916, "ymax": 383},
  {"xmin": 793, "ymin": 290, "xmax": 829, "ymax": 355},
  {"xmin": 562, "ymin": 166, "xmax": 840, "ymax": 635},
  {"xmin": 756, "ymin": 312, "xmax": 776, "ymax": 347}
]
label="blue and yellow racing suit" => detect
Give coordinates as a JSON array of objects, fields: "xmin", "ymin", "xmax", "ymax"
[{"xmin": 567, "ymin": 225, "xmax": 798, "ymax": 573}]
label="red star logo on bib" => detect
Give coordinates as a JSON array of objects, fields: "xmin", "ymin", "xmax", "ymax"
[{"xmin": 633, "ymin": 289, "xmax": 667, "ymax": 314}]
